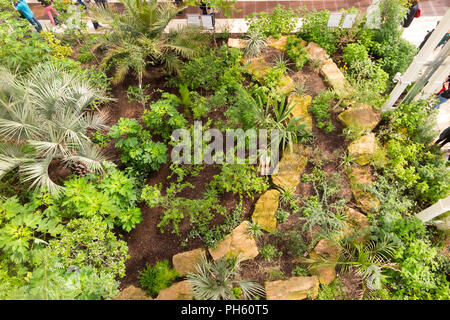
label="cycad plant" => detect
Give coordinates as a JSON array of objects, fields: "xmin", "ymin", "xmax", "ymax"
[
  {"xmin": 91, "ymin": 0, "xmax": 208, "ymax": 88},
  {"xmin": 187, "ymin": 255, "xmax": 265, "ymax": 300},
  {"xmin": 301, "ymin": 237, "xmax": 398, "ymax": 292},
  {"xmin": 0, "ymin": 63, "xmax": 109, "ymax": 194}
]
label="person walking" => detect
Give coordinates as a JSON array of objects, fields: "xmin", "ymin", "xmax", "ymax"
[
  {"xmin": 13, "ymin": 0, "xmax": 42, "ymax": 32},
  {"xmin": 434, "ymin": 126, "xmax": 450, "ymax": 147},
  {"xmin": 88, "ymin": 0, "xmax": 108, "ymax": 30},
  {"xmin": 38, "ymin": 0, "xmax": 61, "ymax": 26},
  {"xmin": 433, "ymin": 75, "xmax": 450, "ymax": 110}
]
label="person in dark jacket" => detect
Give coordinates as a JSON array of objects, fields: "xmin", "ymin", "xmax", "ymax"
[
  {"xmin": 12, "ymin": 0, "xmax": 42, "ymax": 32},
  {"xmin": 38, "ymin": 0, "xmax": 60, "ymax": 26},
  {"xmin": 435, "ymin": 126, "xmax": 450, "ymax": 147},
  {"xmin": 433, "ymin": 75, "xmax": 450, "ymax": 110},
  {"xmin": 403, "ymin": 0, "xmax": 419, "ymax": 28}
]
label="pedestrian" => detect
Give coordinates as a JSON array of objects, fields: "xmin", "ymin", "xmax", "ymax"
[
  {"xmin": 38, "ymin": 0, "xmax": 61, "ymax": 26},
  {"xmin": 12, "ymin": 0, "xmax": 42, "ymax": 32},
  {"xmin": 199, "ymin": 1, "xmax": 215, "ymax": 29},
  {"xmin": 403, "ymin": 0, "xmax": 420, "ymax": 28},
  {"xmin": 434, "ymin": 126, "xmax": 450, "ymax": 147},
  {"xmin": 432, "ymin": 75, "xmax": 450, "ymax": 110},
  {"xmin": 418, "ymin": 21, "xmax": 450, "ymax": 50},
  {"xmin": 88, "ymin": 0, "xmax": 108, "ymax": 30}
]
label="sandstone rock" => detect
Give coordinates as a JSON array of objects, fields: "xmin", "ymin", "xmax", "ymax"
[
  {"xmin": 320, "ymin": 59, "xmax": 350, "ymax": 95},
  {"xmin": 288, "ymin": 94, "xmax": 313, "ymax": 131},
  {"xmin": 246, "ymin": 57, "xmax": 271, "ymax": 80},
  {"xmin": 227, "ymin": 38, "xmax": 249, "ymax": 49},
  {"xmin": 309, "ymin": 240, "xmax": 341, "ymax": 285},
  {"xmin": 268, "ymin": 36, "xmax": 288, "ymax": 51},
  {"xmin": 338, "ymin": 104, "xmax": 381, "ymax": 135},
  {"xmin": 265, "ymin": 276, "xmax": 319, "ymax": 300},
  {"xmin": 347, "ymin": 132, "xmax": 378, "ymax": 166},
  {"xmin": 276, "ymin": 75, "xmax": 295, "ymax": 95},
  {"xmin": 346, "ymin": 167, "xmax": 380, "ymax": 214},
  {"xmin": 209, "ymin": 221, "xmax": 259, "ymax": 261},
  {"xmin": 305, "ymin": 42, "xmax": 329, "ymax": 63},
  {"xmin": 114, "ymin": 285, "xmax": 153, "ymax": 300},
  {"xmin": 272, "ymin": 144, "xmax": 308, "ymax": 192},
  {"xmin": 156, "ymin": 281, "xmax": 193, "ymax": 300},
  {"xmin": 343, "ymin": 207, "xmax": 370, "ymax": 241},
  {"xmin": 172, "ymin": 248, "xmax": 206, "ymax": 276},
  {"xmin": 252, "ymin": 189, "xmax": 280, "ymax": 233}
]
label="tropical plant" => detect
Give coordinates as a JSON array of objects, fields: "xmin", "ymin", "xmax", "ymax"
[
  {"xmin": 0, "ymin": 63, "xmax": 109, "ymax": 194},
  {"xmin": 187, "ymin": 255, "xmax": 265, "ymax": 300},
  {"xmin": 243, "ymin": 29, "xmax": 267, "ymax": 59},
  {"xmin": 92, "ymin": 0, "xmax": 207, "ymax": 88}
]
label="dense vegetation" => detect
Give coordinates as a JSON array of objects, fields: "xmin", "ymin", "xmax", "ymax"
[{"xmin": 0, "ymin": 0, "xmax": 448, "ymax": 300}]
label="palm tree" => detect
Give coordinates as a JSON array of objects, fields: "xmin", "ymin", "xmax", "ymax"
[
  {"xmin": 187, "ymin": 255, "xmax": 265, "ymax": 300},
  {"xmin": 91, "ymin": 0, "xmax": 208, "ymax": 88},
  {"xmin": 0, "ymin": 63, "xmax": 109, "ymax": 194}
]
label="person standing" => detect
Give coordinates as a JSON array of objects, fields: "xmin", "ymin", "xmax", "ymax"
[
  {"xmin": 403, "ymin": 0, "xmax": 420, "ymax": 28},
  {"xmin": 13, "ymin": 0, "xmax": 42, "ymax": 32},
  {"xmin": 38, "ymin": 0, "xmax": 61, "ymax": 26}
]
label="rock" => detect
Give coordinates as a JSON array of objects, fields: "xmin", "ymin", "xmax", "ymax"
[
  {"xmin": 305, "ymin": 42, "xmax": 329, "ymax": 63},
  {"xmin": 227, "ymin": 38, "xmax": 248, "ymax": 49},
  {"xmin": 246, "ymin": 57, "xmax": 271, "ymax": 80},
  {"xmin": 343, "ymin": 207, "xmax": 370, "ymax": 241},
  {"xmin": 155, "ymin": 281, "xmax": 193, "ymax": 300},
  {"xmin": 338, "ymin": 104, "xmax": 381, "ymax": 136},
  {"xmin": 320, "ymin": 59, "xmax": 351, "ymax": 96},
  {"xmin": 276, "ymin": 75, "xmax": 295, "ymax": 95},
  {"xmin": 172, "ymin": 248, "xmax": 206, "ymax": 276},
  {"xmin": 288, "ymin": 94, "xmax": 313, "ymax": 131},
  {"xmin": 272, "ymin": 144, "xmax": 308, "ymax": 192},
  {"xmin": 346, "ymin": 167, "xmax": 380, "ymax": 214},
  {"xmin": 309, "ymin": 240, "xmax": 341, "ymax": 285},
  {"xmin": 208, "ymin": 221, "xmax": 259, "ymax": 261},
  {"xmin": 347, "ymin": 132, "xmax": 378, "ymax": 166},
  {"xmin": 265, "ymin": 276, "xmax": 319, "ymax": 300},
  {"xmin": 268, "ymin": 36, "xmax": 288, "ymax": 51},
  {"xmin": 252, "ymin": 189, "xmax": 280, "ymax": 233},
  {"xmin": 114, "ymin": 285, "xmax": 153, "ymax": 300}
]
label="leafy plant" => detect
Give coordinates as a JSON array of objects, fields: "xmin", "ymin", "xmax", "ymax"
[
  {"xmin": 246, "ymin": 4, "xmax": 297, "ymax": 39},
  {"xmin": 187, "ymin": 255, "xmax": 265, "ymax": 300},
  {"xmin": 298, "ymin": 9, "xmax": 337, "ymax": 55},
  {"xmin": 309, "ymin": 90, "xmax": 336, "ymax": 133},
  {"xmin": 244, "ymin": 29, "xmax": 267, "ymax": 59},
  {"xmin": 286, "ymin": 35, "xmax": 309, "ymax": 70},
  {"xmin": 260, "ymin": 244, "xmax": 281, "ymax": 261},
  {"xmin": 292, "ymin": 265, "xmax": 309, "ymax": 277},
  {"xmin": 247, "ymin": 221, "xmax": 264, "ymax": 239},
  {"xmin": 138, "ymin": 260, "xmax": 179, "ymax": 296},
  {"xmin": 275, "ymin": 209, "xmax": 290, "ymax": 223}
]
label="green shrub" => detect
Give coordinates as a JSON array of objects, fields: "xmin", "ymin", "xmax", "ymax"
[
  {"xmin": 109, "ymin": 117, "xmax": 168, "ymax": 174},
  {"xmin": 309, "ymin": 90, "xmax": 336, "ymax": 133},
  {"xmin": 139, "ymin": 260, "xmax": 179, "ymax": 296},
  {"xmin": 142, "ymin": 92, "xmax": 188, "ymax": 140},
  {"xmin": 246, "ymin": 4, "xmax": 297, "ymax": 39},
  {"xmin": 292, "ymin": 265, "xmax": 309, "ymax": 277},
  {"xmin": 285, "ymin": 36, "xmax": 309, "ymax": 70},
  {"xmin": 260, "ymin": 244, "xmax": 281, "ymax": 261},
  {"xmin": 275, "ymin": 209, "xmax": 290, "ymax": 223},
  {"xmin": 298, "ymin": 10, "xmax": 337, "ymax": 55}
]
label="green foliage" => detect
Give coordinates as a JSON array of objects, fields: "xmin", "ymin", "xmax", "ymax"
[
  {"xmin": 49, "ymin": 218, "xmax": 129, "ymax": 278},
  {"xmin": 187, "ymin": 255, "xmax": 265, "ymax": 300},
  {"xmin": 260, "ymin": 244, "xmax": 281, "ymax": 261},
  {"xmin": 109, "ymin": 117, "xmax": 168, "ymax": 174},
  {"xmin": 209, "ymin": 164, "xmax": 269, "ymax": 199},
  {"xmin": 286, "ymin": 35, "xmax": 309, "ymax": 70},
  {"xmin": 246, "ymin": 4, "xmax": 297, "ymax": 39},
  {"xmin": 317, "ymin": 278, "xmax": 346, "ymax": 300},
  {"xmin": 309, "ymin": 90, "xmax": 336, "ymax": 133},
  {"xmin": 275, "ymin": 209, "xmax": 290, "ymax": 223},
  {"xmin": 91, "ymin": 130, "xmax": 111, "ymax": 148},
  {"xmin": 244, "ymin": 29, "xmax": 267, "ymax": 59},
  {"xmin": 300, "ymin": 163, "xmax": 347, "ymax": 236},
  {"xmin": 126, "ymin": 84, "xmax": 151, "ymax": 106},
  {"xmin": 77, "ymin": 45, "xmax": 95, "ymax": 63},
  {"xmin": 292, "ymin": 265, "xmax": 309, "ymax": 277},
  {"xmin": 298, "ymin": 9, "xmax": 337, "ymax": 55},
  {"xmin": 247, "ymin": 221, "xmax": 264, "ymax": 239},
  {"xmin": 142, "ymin": 92, "xmax": 188, "ymax": 140},
  {"xmin": 138, "ymin": 260, "xmax": 179, "ymax": 296}
]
